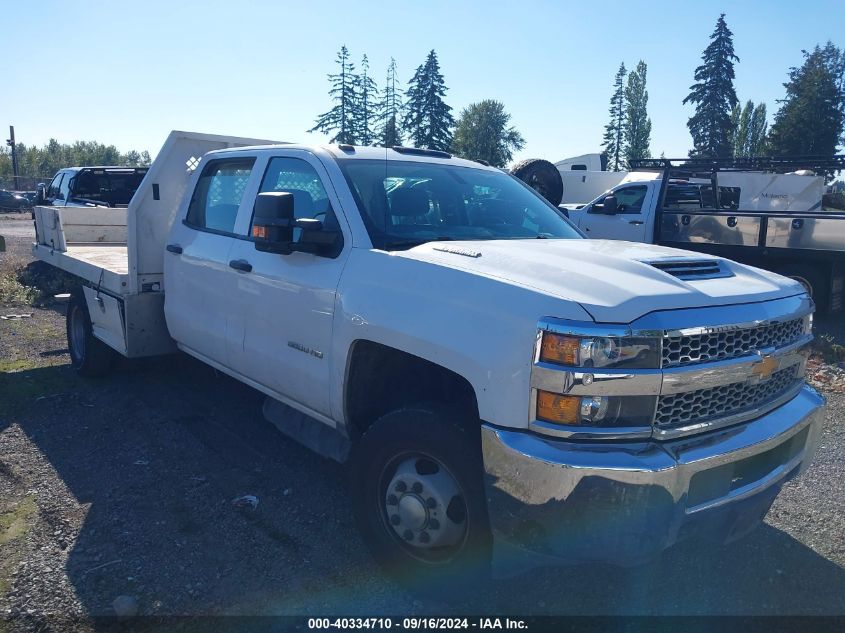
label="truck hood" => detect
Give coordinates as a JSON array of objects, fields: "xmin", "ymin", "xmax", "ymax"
[{"xmin": 393, "ymin": 239, "xmax": 804, "ymax": 323}]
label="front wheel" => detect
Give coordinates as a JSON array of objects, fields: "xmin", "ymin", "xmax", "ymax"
[
  {"xmin": 349, "ymin": 404, "xmax": 491, "ymax": 595},
  {"xmin": 67, "ymin": 290, "xmax": 115, "ymax": 377}
]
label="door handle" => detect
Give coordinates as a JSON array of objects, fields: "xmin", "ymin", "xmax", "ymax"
[
  {"xmin": 628, "ymin": 220, "xmax": 644, "ymax": 225},
  {"xmin": 229, "ymin": 259, "xmax": 252, "ymax": 273},
  {"xmin": 166, "ymin": 244, "xmax": 182, "ymax": 254}
]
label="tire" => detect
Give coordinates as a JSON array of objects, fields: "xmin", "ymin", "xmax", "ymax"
[
  {"xmin": 776, "ymin": 264, "xmax": 829, "ymax": 313},
  {"xmin": 349, "ymin": 403, "xmax": 491, "ymax": 596},
  {"xmin": 67, "ymin": 290, "xmax": 115, "ymax": 377},
  {"xmin": 510, "ymin": 158, "xmax": 564, "ymax": 206}
]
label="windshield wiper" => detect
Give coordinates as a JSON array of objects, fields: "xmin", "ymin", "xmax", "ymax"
[{"xmin": 383, "ymin": 236, "xmax": 454, "ymax": 250}]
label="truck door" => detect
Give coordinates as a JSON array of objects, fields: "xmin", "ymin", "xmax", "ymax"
[
  {"xmin": 580, "ymin": 184, "xmax": 651, "ymax": 242},
  {"xmin": 163, "ymin": 157, "xmax": 257, "ymax": 366},
  {"xmin": 226, "ymin": 152, "xmax": 348, "ymax": 418}
]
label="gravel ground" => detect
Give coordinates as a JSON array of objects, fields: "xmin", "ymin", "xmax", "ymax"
[{"xmin": 0, "ymin": 214, "xmax": 843, "ymax": 629}]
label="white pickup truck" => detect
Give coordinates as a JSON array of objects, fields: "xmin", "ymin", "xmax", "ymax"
[
  {"xmin": 559, "ymin": 158, "xmax": 845, "ymax": 314},
  {"xmin": 33, "ymin": 131, "xmax": 825, "ymax": 588}
]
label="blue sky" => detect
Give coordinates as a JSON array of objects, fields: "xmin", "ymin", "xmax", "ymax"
[{"xmin": 4, "ymin": 0, "xmax": 842, "ymax": 163}]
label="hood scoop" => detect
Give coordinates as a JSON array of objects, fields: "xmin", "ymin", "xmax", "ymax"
[{"xmin": 645, "ymin": 258, "xmax": 733, "ymax": 281}]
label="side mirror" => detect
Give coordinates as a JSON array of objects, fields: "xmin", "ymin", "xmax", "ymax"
[
  {"xmin": 252, "ymin": 192, "xmax": 296, "ymax": 254},
  {"xmin": 252, "ymin": 191, "xmax": 341, "ymax": 256},
  {"xmin": 601, "ymin": 195, "xmax": 618, "ymax": 214},
  {"xmin": 35, "ymin": 184, "xmax": 46, "ymax": 205}
]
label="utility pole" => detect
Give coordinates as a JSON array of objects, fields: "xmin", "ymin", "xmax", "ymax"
[{"xmin": 6, "ymin": 126, "xmax": 20, "ymax": 190}]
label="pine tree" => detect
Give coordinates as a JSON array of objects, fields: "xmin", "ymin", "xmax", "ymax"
[
  {"xmin": 378, "ymin": 57, "xmax": 404, "ymax": 147},
  {"xmin": 683, "ymin": 14, "xmax": 740, "ymax": 158},
  {"xmin": 768, "ymin": 42, "xmax": 845, "ymax": 162},
  {"xmin": 623, "ymin": 61, "xmax": 652, "ymax": 167},
  {"xmin": 352, "ymin": 54, "xmax": 378, "ymax": 146},
  {"xmin": 403, "ymin": 50, "xmax": 455, "ymax": 151},
  {"xmin": 450, "ymin": 100, "xmax": 525, "ymax": 167},
  {"xmin": 601, "ymin": 62, "xmax": 627, "ymax": 171},
  {"xmin": 308, "ymin": 45, "xmax": 358, "ymax": 144}
]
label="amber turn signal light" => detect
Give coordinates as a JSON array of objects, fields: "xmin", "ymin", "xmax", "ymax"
[
  {"xmin": 540, "ymin": 333, "xmax": 580, "ymax": 365},
  {"xmin": 536, "ymin": 390, "xmax": 580, "ymax": 425}
]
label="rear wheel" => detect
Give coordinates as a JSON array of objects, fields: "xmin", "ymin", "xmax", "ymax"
[
  {"xmin": 510, "ymin": 158, "xmax": 564, "ymax": 206},
  {"xmin": 349, "ymin": 404, "xmax": 491, "ymax": 596},
  {"xmin": 67, "ymin": 290, "xmax": 115, "ymax": 377}
]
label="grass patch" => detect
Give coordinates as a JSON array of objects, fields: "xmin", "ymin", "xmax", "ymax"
[
  {"xmin": 0, "ymin": 253, "xmax": 37, "ymax": 306},
  {"xmin": 0, "ymin": 360, "xmax": 36, "ymax": 373},
  {"xmin": 0, "ymin": 496, "xmax": 36, "ymax": 546},
  {"xmin": 0, "ymin": 255, "xmax": 76, "ymax": 307}
]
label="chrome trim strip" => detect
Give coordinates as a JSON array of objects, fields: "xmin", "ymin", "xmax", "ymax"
[
  {"xmin": 528, "ymin": 419, "xmax": 653, "ymax": 440},
  {"xmin": 531, "ymin": 362, "xmax": 663, "ymax": 396},
  {"xmin": 660, "ymin": 335, "xmax": 811, "ymax": 395}
]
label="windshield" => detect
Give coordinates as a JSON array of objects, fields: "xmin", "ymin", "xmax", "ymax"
[{"xmin": 337, "ymin": 159, "xmax": 582, "ymax": 249}]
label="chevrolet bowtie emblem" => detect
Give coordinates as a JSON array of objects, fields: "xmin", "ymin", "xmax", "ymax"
[{"xmin": 751, "ymin": 354, "xmax": 779, "ymax": 380}]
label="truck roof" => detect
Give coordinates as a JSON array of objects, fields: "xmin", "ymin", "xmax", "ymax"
[
  {"xmin": 205, "ymin": 143, "xmax": 498, "ymax": 171},
  {"xmin": 58, "ymin": 166, "xmax": 149, "ymax": 172}
]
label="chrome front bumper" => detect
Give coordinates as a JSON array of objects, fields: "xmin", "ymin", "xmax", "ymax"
[{"xmin": 481, "ymin": 385, "xmax": 825, "ymax": 572}]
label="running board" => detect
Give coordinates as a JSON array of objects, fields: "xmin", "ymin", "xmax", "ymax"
[{"xmin": 262, "ymin": 397, "xmax": 350, "ymax": 463}]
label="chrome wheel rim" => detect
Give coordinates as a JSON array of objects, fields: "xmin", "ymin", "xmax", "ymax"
[{"xmin": 380, "ymin": 453, "xmax": 468, "ymax": 563}]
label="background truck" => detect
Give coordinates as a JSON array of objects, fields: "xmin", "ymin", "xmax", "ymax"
[
  {"xmin": 555, "ymin": 157, "xmax": 845, "ymax": 314},
  {"xmin": 36, "ymin": 165, "xmax": 149, "ymax": 209},
  {"xmin": 32, "ymin": 131, "xmax": 825, "ymax": 589}
]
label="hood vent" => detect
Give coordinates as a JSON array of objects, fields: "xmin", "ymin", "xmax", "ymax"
[{"xmin": 646, "ymin": 259, "xmax": 734, "ymax": 281}]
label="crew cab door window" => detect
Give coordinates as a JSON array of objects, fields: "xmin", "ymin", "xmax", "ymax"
[
  {"xmin": 252, "ymin": 156, "xmax": 341, "ymax": 241},
  {"xmin": 185, "ymin": 158, "xmax": 255, "ymax": 233}
]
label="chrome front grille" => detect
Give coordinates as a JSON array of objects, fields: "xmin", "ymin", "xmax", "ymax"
[
  {"xmin": 655, "ymin": 365, "xmax": 800, "ymax": 429},
  {"xmin": 662, "ymin": 318, "xmax": 805, "ymax": 368}
]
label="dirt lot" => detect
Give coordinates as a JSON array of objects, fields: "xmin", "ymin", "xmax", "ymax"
[{"xmin": 1, "ymin": 213, "xmax": 844, "ymax": 628}]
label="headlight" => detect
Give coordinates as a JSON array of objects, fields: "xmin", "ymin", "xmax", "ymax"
[
  {"xmin": 539, "ymin": 332, "xmax": 659, "ymax": 369},
  {"xmin": 536, "ymin": 392, "xmax": 656, "ymax": 428}
]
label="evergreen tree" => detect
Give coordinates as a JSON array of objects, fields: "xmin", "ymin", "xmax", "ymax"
[
  {"xmin": 601, "ymin": 62, "xmax": 627, "ymax": 171},
  {"xmin": 378, "ymin": 57, "xmax": 404, "ymax": 147},
  {"xmin": 451, "ymin": 100, "xmax": 525, "ymax": 167},
  {"xmin": 623, "ymin": 61, "xmax": 652, "ymax": 167},
  {"xmin": 731, "ymin": 100, "xmax": 768, "ymax": 157},
  {"xmin": 352, "ymin": 54, "xmax": 379, "ymax": 146},
  {"xmin": 768, "ymin": 42, "xmax": 845, "ymax": 162},
  {"xmin": 308, "ymin": 45, "xmax": 358, "ymax": 144},
  {"xmin": 683, "ymin": 14, "xmax": 740, "ymax": 158},
  {"xmin": 403, "ymin": 50, "xmax": 455, "ymax": 151},
  {"xmin": 748, "ymin": 103, "xmax": 768, "ymax": 156}
]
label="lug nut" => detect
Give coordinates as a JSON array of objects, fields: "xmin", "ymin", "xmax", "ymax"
[
  {"xmin": 419, "ymin": 531, "xmax": 430, "ymax": 544},
  {"xmin": 395, "ymin": 481, "xmax": 407, "ymax": 493},
  {"xmin": 428, "ymin": 519, "xmax": 440, "ymax": 530},
  {"xmin": 390, "ymin": 514, "xmax": 400, "ymax": 526},
  {"xmin": 426, "ymin": 497, "xmax": 436, "ymax": 508},
  {"xmin": 387, "ymin": 494, "xmax": 398, "ymax": 506},
  {"xmin": 403, "ymin": 529, "xmax": 414, "ymax": 541},
  {"xmin": 411, "ymin": 482, "xmax": 423, "ymax": 494}
]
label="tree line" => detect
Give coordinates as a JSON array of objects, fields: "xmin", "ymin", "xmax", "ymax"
[
  {"xmin": 308, "ymin": 47, "xmax": 524, "ymax": 167},
  {"xmin": 0, "ymin": 139, "xmax": 151, "ymax": 187},
  {"xmin": 603, "ymin": 14, "xmax": 845, "ymax": 170}
]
